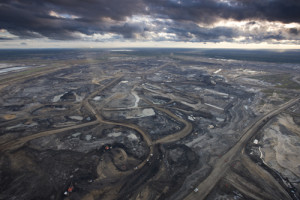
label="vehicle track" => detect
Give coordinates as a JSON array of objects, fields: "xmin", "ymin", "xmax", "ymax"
[{"xmin": 0, "ymin": 120, "xmax": 98, "ymax": 152}]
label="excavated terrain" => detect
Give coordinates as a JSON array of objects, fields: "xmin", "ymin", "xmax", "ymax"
[{"xmin": 0, "ymin": 49, "xmax": 299, "ymax": 200}]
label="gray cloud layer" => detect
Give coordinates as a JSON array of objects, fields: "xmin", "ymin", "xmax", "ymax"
[
  {"xmin": 149, "ymin": 0, "xmax": 300, "ymax": 23},
  {"xmin": 0, "ymin": 0, "xmax": 300, "ymax": 43}
]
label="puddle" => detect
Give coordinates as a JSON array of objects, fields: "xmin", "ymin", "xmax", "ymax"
[
  {"xmin": 69, "ymin": 116, "xmax": 83, "ymax": 121},
  {"xmin": 85, "ymin": 135, "xmax": 92, "ymax": 141},
  {"xmin": 6, "ymin": 122, "xmax": 38, "ymax": 130},
  {"xmin": 72, "ymin": 132, "xmax": 82, "ymax": 137},
  {"xmin": 93, "ymin": 96, "xmax": 102, "ymax": 101},
  {"xmin": 108, "ymin": 132, "xmax": 122, "ymax": 137},
  {"xmin": 52, "ymin": 94, "xmax": 64, "ymax": 102}
]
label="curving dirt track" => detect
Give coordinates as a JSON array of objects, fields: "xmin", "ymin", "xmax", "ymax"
[
  {"xmin": 0, "ymin": 120, "xmax": 99, "ymax": 152},
  {"xmin": 80, "ymin": 62, "xmax": 195, "ymax": 175}
]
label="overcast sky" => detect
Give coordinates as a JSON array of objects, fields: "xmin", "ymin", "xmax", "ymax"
[{"xmin": 1, "ymin": 0, "xmax": 300, "ymax": 49}]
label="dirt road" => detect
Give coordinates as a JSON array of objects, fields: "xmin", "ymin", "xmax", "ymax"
[
  {"xmin": 0, "ymin": 120, "xmax": 98, "ymax": 152},
  {"xmin": 142, "ymin": 98, "xmax": 193, "ymax": 144}
]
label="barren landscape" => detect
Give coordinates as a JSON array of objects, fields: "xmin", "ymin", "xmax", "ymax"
[{"xmin": 0, "ymin": 49, "xmax": 299, "ymax": 200}]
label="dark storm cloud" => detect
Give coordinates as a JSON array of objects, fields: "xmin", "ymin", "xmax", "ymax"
[
  {"xmin": 110, "ymin": 23, "xmax": 147, "ymax": 39},
  {"xmin": 147, "ymin": 0, "xmax": 300, "ymax": 24},
  {"xmin": 0, "ymin": 0, "xmax": 147, "ymax": 40},
  {"xmin": 161, "ymin": 21, "xmax": 237, "ymax": 42},
  {"xmin": 0, "ymin": 0, "xmax": 300, "ymax": 42}
]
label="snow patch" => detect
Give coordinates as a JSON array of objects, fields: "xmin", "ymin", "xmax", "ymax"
[{"xmin": 93, "ymin": 96, "xmax": 102, "ymax": 101}]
